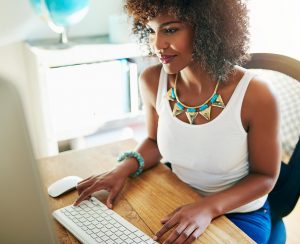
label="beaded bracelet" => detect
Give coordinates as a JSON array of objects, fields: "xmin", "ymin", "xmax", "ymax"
[{"xmin": 117, "ymin": 151, "xmax": 145, "ymax": 177}]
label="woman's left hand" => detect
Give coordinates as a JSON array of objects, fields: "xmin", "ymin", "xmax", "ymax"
[{"xmin": 154, "ymin": 202, "xmax": 214, "ymax": 244}]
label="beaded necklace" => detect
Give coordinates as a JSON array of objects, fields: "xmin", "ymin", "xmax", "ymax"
[{"xmin": 166, "ymin": 73, "xmax": 225, "ymax": 124}]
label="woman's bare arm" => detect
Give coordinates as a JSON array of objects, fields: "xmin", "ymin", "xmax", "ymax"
[{"xmin": 115, "ymin": 64, "xmax": 163, "ymax": 177}]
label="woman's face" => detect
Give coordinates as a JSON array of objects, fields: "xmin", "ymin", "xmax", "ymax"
[{"xmin": 146, "ymin": 14, "xmax": 195, "ymax": 74}]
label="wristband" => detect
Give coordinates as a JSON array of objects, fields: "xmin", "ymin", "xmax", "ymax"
[{"xmin": 117, "ymin": 151, "xmax": 144, "ymax": 177}]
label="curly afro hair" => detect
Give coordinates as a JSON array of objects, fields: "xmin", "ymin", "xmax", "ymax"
[{"xmin": 124, "ymin": 0, "xmax": 250, "ymax": 81}]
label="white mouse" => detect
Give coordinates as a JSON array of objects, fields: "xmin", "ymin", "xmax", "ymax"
[{"xmin": 48, "ymin": 176, "xmax": 83, "ymax": 197}]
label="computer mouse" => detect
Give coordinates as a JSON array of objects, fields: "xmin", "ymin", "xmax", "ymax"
[{"xmin": 48, "ymin": 176, "xmax": 83, "ymax": 197}]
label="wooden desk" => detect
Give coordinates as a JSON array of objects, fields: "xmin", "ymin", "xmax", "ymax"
[{"xmin": 38, "ymin": 139, "xmax": 254, "ymax": 243}]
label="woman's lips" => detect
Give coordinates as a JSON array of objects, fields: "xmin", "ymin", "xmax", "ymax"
[{"xmin": 159, "ymin": 55, "xmax": 176, "ymax": 64}]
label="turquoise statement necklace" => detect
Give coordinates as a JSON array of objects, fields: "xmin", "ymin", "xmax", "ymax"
[{"xmin": 166, "ymin": 73, "xmax": 226, "ymax": 124}]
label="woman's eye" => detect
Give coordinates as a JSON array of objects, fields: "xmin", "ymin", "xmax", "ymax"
[
  {"xmin": 146, "ymin": 28, "xmax": 155, "ymax": 34},
  {"xmin": 164, "ymin": 28, "xmax": 178, "ymax": 34}
]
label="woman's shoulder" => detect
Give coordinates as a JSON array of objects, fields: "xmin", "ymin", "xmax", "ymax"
[
  {"xmin": 241, "ymin": 68, "xmax": 279, "ymax": 124},
  {"xmin": 139, "ymin": 64, "xmax": 163, "ymax": 107},
  {"xmin": 233, "ymin": 66, "xmax": 276, "ymax": 105},
  {"xmin": 140, "ymin": 63, "xmax": 162, "ymax": 85},
  {"xmin": 246, "ymin": 70, "xmax": 277, "ymax": 107}
]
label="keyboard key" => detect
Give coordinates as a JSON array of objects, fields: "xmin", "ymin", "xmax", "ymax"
[
  {"xmin": 141, "ymin": 235, "xmax": 151, "ymax": 241},
  {"xmin": 129, "ymin": 233, "xmax": 137, "ymax": 239},
  {"xmin": 115, "ymin": 230, "xmax": 123, "ymax": 236},
  {"xmin": 92, "ymin": 220, "xmax": 99, "ymax": 225},
  {"xmin": 97, "ymin": 232, "xmax": 104, "ymax": 238},
  {"xmin": 96, "ymin": 223, "xmax": 103, "ymax": 229},
  {"xmin": 101, "ymin": 219, "xmax": 108, "ymax": 225},
  {"xmin": 102, "ymin": 235, "xmax": 109, "ymax": 241},
  {"xmin": 124, "ymin": 229, "xmax": 131, "ymax": 235},
  {"xmin": 86, "ymin": 201, "xmax": 94, "ymax": 208},
  {"xmin": 87, "ymin": 224, "xmax": 95, "ymax": 230},
  {"xmin": 95, "ymin": 237, "xmax": 102, "ymax": 243},
  {"xmin": 136, "ymin": 230, "xmax": 147, "ymax": 237},
  {"xmin": 110, "ymin": 226, "xmax": 118, "ymax": 232},
  {"xmin": 110, "ymin": 234, "xmax": 118, "ymax": 240},
  {"xmin": 105, "ymin": 216, "xmax": 112, "ymax": 221},
  {"xmin": 92, "ymin": 228, "xmax": 100, "ymax": 234},
  {"xmin": 115, "ymin": 239, "xmax": 123, "ymax": 244},
  {"xmin": 119, "ymin": 226, "xmax": 126, "ymax": 232},
  {"xmin": 120, "ymin": 234, "xmax": 128, "ymax": 240}
]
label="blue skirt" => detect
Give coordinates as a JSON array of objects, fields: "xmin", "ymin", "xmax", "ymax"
[{"xmin": 225, "ymin": 201, "xmax": 271, "ymax": 244}]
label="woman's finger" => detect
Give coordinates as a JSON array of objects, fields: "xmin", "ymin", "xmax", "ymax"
[
  {"xmin": 78, "ymin": 175, "xmax": 94, "ymax": 184},
  {"xmin": 76, "ymin": 178, "xmax": 96, "ymax": 195},
  {"xmin": 73, "ymin": 188, "xmax": 92, "ymax": 206},
  {"xmin": 74, "ymin": 182, "xmax": 103, "ymax": 206},
  {"xmin": 162, "ymin": 223, "xmax": 187, "ymax": 244},
  {"xmin": 154, "ymin": 215, "xmax": 179, "ymax": 241},
  {"xmin": 172, "ymin": 224, "xmax": 197, "ymax": 244},
  {"xmin": 106, "ymin": 187, "xmax": 119, "ymax": 209},
  {"xmin": 184, "ymin": 227, "xmax": 203, "ymax": 244}
]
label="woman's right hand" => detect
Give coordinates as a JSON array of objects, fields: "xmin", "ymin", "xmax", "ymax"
[{"xmin": 74, "ymin": 168, "xmax": 128, "ymax": 208}]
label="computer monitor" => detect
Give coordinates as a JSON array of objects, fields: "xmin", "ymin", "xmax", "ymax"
[{"xmin": 0, "ymin": 78, "xmax": 57, "ymax": 243}]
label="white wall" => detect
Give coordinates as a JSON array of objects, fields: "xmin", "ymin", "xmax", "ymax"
[{"xmin": 0, "ymin": 43, "xmax": 27, "ymax": 89}]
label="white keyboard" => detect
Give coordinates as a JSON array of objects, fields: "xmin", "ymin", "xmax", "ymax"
[{"xmin": 53, "ymin": 197, "xmax": 157, "ymax": 244}]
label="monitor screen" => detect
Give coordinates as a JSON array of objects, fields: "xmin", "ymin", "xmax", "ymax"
[{"xmin": 0, "ymin": 78, "xmax": 57, "ymax": 243}]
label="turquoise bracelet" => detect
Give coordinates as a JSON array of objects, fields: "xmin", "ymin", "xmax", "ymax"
[{"xmin": 117, "ymin": 151, "xmax": 144, "ymax": 177}]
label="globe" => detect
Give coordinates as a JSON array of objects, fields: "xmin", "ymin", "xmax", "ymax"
[
  {"xmin": 29, "ymin": 0, "xmax": 90, "ymax": 44},
  {"xmin": 44, "ymin": 0, "xmax": 90, "ymax": 27}
]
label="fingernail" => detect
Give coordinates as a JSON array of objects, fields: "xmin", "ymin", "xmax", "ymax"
[
  {"xmin": 153, "ymin": 236, "xmax": 157, "ymax": 241},
  {"xmin": 108, "ymin": 203, "xmax": 112, "ymax": 209}
]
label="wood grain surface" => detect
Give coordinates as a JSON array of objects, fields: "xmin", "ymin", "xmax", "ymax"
[{"xmin": 38, "ymin": 139, "xmax": 254, "ymax": 244}]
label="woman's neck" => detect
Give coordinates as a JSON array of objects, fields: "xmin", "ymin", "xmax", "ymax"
[{"xmin": 179, "ymin": 65, "xmax": 215, "ymax": 93}]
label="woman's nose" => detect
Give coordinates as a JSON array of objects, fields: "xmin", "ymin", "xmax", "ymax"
[{"xmin": 151, "ymin": 34, "xmax": 169, "ymax": 53}]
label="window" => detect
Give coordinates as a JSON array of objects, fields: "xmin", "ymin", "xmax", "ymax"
[{"xmin": 248, "ymin": 0, "xmax": 300, "ymax": 59}]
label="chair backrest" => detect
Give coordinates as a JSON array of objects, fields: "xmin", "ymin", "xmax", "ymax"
[
  {"xmin": 244, "ymin": 53, "xmax": 300, "ymax": 159},
  {"xmin": 243, "ymin": 53, "xmax": 300, "ymax": 81}
]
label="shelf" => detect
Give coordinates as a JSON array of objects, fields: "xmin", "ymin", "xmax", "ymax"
[
  {"xmin": 26, "ymin": 35, "xmax": 143, "ymax": 67},
  {"xmin": 23, "ymin": 38, "xmax": 144, "ymax": 157}
]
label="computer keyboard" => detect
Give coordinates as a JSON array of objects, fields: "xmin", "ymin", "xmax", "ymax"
[{"xmin": 53, "ymin": 197, "xmax": 158, "ymax": 244}]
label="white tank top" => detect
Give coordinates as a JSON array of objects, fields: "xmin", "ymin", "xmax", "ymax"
[{"xmin": 156, "ymin": 68, "xmax": 267, "ymax": 213}]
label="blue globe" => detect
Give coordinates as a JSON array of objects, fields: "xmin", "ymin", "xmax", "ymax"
[
  {"xmin": 30, "ymin": 0, "xmax": 90, "ymax": 27},
  {"xmin": 45, "ymin": 0, "xmax": 90, "ymax": 27}
]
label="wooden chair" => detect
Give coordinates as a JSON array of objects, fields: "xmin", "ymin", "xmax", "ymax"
[{"xmin": 244, "ymin": 53, "xmax": 300, "ymax": 244}]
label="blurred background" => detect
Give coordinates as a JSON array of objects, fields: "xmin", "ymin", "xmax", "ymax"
[{"xmin": 0, "ymin": 0, "xmax": 299, "ymax": 156}]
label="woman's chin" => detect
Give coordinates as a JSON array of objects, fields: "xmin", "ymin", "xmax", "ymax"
[{"xmin": 161, "ymin": 64, "xmax": 180, "ymax": 75}]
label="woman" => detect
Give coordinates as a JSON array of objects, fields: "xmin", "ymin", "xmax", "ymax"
[{"xmin": 75, "ymin": 1, "xmax": 281, "ymax": 243}]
